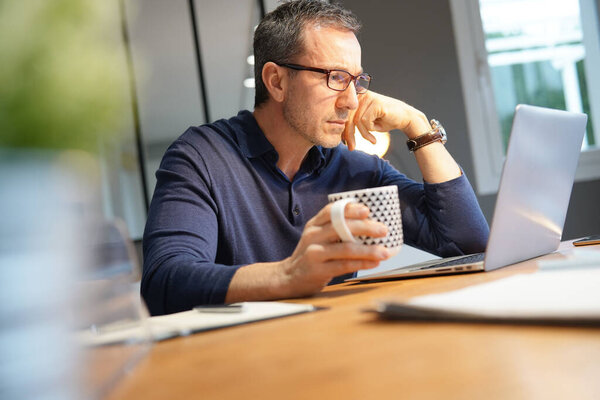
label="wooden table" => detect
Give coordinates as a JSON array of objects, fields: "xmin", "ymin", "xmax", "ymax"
[{"xmin": 104, "ymin": 242, "xmax": 600, "ymax": 399}]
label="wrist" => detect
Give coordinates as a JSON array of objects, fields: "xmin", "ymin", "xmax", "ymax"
[
  {"xmin": 226, "ymin": 260, "xmax": 291, "ymax": 303},
  {"xmin": 406, "ymin": 119, "xmax": 447, "ymax": 153},
  {"xmin": 405, "ymin": 111, "xmax": 431, "ymax": 139},
  {"xmin": 271, "ymin": 259, "xmax": 295, "ymax": 298}
]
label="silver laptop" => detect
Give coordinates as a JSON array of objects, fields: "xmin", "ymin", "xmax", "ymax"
[{"xmin": 347, "ymin": 104, "xmax": 588, "ymax": 283}]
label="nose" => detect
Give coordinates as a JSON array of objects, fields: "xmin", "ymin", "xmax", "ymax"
[{"xmin": 335, "ymin": 82, "xmax": 359, "ymax": 111}]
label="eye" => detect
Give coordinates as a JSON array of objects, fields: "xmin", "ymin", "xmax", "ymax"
[
  {"xmin": 329, "ymin": 71, "xmax": 350, "ymax": 85},
  {"xmin": 350, "ymin": 74, "xmax": 370, "ymax": 93}
]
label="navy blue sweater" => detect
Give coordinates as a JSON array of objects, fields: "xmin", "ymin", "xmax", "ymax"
[{"xmin": 142, "ymin": 111, "xmax": 489, "ymax": 315}]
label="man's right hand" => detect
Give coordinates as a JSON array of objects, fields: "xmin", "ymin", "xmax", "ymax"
[
  {"xmin": 225, "ymin": 202, "xmax": 391, "ymax": 303},
  {"xmin": 279, "ymin": 201, "xmax": 391, "ymax": 297}
]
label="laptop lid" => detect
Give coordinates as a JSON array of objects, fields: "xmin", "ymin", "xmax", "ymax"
[
  {"xmin": 347, "ymin": 104, "xmax": 587, "ymax": 283},
  {"xmin": 484, "ymin": 104, "xmax": 587, "ymax": 271}
]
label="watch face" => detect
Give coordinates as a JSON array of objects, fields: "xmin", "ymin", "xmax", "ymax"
[
  {"xmin": 439, "ymin": 125, "xmax": 447, "ymax": 142},
  {"xmin": 431, "ymin": 119, "xmax": 447, "ymax": 143}
]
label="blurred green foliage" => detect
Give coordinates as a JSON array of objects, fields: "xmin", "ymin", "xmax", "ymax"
[{"xmin": 0, "ymin": 0, "xmax": 127, "ymax": 152}]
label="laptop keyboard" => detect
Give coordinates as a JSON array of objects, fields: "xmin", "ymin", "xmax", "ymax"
[{"xmin": 417, "ymin": 252, "xmax": 485, "ymax": 270}]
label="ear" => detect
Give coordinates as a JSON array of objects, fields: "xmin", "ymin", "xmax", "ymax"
[{"xmin": 261, "ymin": 62, "xmax": 287, "ymax": 103}]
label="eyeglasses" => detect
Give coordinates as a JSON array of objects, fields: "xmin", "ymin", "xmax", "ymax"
[{"xmin": 276, "ymin": 63, "xmax": 371, "ymax": 94}]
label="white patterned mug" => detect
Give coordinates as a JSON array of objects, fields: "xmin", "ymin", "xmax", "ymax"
[{"xmin": 328, "ymin": 185, "xmax": 403, "ymax": 255}]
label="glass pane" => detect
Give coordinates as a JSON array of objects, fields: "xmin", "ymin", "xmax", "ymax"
[
  {"xmin": 124, "ymin": 0, "xmax": 207, "ymax": 204},
  {"xmin": 194, "ymin": 0, "xmax": 261, "ymax": 121},
  {"xmin": 480, "ymin": 0, "xmax": 595, "ymax": 151},
  {"xmin": 96, "ymin": 0, "xmax": 147, "ymax": 240}
]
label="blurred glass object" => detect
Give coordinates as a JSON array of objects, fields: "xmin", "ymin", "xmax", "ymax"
[
  {"xmin": 0, "ymin": 0, "xmax": 147, "ymax": 240},
  {"xmin": 0, "ymin": 151, "xmax": 151, "ymax": 399},
  {"xmin": 0, "ymin": 0, "xmax": 149, "ymax": 398},
  {"xmin": 75, "ymin": 218, "xmax": 151, "ymax": 399},
  {"xmin": 0, "ymin": 151, "xmax": 95, "ymax": 399}
]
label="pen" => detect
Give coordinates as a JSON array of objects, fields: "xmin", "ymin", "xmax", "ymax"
[{"xmin": 194, "ymin": 304, "xmax": 244, "ymax": 313}]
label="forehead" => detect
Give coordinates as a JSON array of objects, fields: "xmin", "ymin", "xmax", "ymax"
[{"xmin": 298, "ymin": 25, "xmax": 362, "ymax": 73}]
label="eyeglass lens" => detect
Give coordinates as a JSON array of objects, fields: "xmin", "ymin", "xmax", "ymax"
[{"xmin": 328, "ymin": 71, "xmax": 370, "ymax": 93}]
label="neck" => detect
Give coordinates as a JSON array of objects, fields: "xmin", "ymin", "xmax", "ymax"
[{"xmin": 253, "ymin": 102, "xmax": 313, "ymax": 180}]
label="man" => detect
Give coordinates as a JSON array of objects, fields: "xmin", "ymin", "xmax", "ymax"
[{"xmin": 142, "ymin": 0, "xmax": 489, "ymax": 315}]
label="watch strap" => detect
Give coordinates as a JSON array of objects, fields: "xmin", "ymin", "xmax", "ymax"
[{"xmin": 406, "ymin": 119, "xmax": 447, "ymax": 152}]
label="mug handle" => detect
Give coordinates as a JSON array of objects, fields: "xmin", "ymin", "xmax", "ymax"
[{"xmin": 330, "ymin": 198, "xmax": 358, "ymax": 243}]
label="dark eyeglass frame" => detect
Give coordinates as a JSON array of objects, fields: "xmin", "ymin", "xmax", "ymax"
[{"xmin": 276, "ymin": 63, "xmax": 372, "ymax": 94}]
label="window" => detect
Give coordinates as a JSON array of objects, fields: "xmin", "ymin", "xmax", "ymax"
[{"xmin": 450, "ymin": 0, "xmax": 600, "ymax": 194}]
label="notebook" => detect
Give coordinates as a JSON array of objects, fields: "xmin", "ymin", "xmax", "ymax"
[
  {"xmin": 78, "ymin": 301, "xmax": 316, "ymax": 346},
  {"xmin": 347, "ymin": 104, "xmax": 588, "ymax": 283}
]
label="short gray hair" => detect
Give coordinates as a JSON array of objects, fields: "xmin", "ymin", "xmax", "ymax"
[{"xmin": 253, "ymin": 0, "xmax": 361, "ymax": 108}]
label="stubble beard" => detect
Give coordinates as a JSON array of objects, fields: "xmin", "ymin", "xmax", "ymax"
[{"xmin": 282, "ymin": 98, "xmax": 347, "ymax": 149}]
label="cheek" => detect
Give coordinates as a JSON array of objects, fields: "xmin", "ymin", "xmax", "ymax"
[
  {"xmin": 291, "ymin": 84, "xmax": 339, "ymax": 123},
  {"xmin": 312, "ymin": 91, "xmax": 339, "ymax": 115}
]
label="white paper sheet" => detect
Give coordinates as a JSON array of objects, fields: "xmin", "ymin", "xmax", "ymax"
[
  {"xmin": 403, "ymin": 268, "xmax": 600, "ymax": 320},
  {"xmin": 78, "ymin": 301, "xmax": 315, "ymax": 346}
]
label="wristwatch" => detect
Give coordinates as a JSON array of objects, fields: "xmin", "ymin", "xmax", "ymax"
[{"xmin": 406, "ymin": 119, "xmax": 447, "ymax": 152}]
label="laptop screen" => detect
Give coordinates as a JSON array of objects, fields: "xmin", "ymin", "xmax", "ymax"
[{"xmin": 484, "ymin": 104, "xmax": 587, "ymax": 271}]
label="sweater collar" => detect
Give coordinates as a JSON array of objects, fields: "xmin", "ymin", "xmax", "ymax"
[{"xmin": 233, "ymin": 110, "xmax": 326, "ymax": 171}]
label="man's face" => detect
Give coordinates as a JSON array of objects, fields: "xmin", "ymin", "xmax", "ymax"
[{"xmin": 282, "ymin": 26, "xmax": 362, "ymax": 148}]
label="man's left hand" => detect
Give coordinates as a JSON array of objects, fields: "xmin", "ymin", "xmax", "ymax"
[{"xmin": 342, "ymin": 91, "xmax": 430, "ymax": 151}]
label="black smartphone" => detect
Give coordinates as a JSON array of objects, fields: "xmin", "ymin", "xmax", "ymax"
[{"xmin": 573, "ymin": 234, "xmax": 600, "ymax": 246}]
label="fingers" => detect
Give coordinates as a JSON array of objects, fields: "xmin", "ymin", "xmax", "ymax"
[
  {"xmin": 323, "ymin": 242, "xmax": 391, "ymax": 261},
  {"xmin": 343, "ymin": 108, "xmax": 357, "ymax": 151},
  {"xmin": 307, "ymin": 202, "xmax": 388, "ymax": 245},
  {"xmin": 342, "ymin": 125, "xmax": 356, "ymax": 151},
  {"xmin": 356, "ymin": 123, "xmax": 377, "ymax": 144},
  {"xmin": 309, "ymin": 202, "xmax": 369, "ymax": 227},
  {"xmin": 349, "ymin": 91, "xmax": 415, "ymax": 140},
  {"xmin": 328, "ymin": 259, "xmax": 381, "ymax": 277},
  {"xmin": 302, "ymin": 216, "xmax": 388, "ymax": 246},
  {"xmin": 352, "ymin": 93, "xmax": 372, "ymax": 131},
  {"xmin": 301, "ymin": 242, "xmax": 390, "ymax": 276},
  {"xmin": 322, "ymin": 243, "xmax": 391, "ymax": 276},
  {"xmin": 284, "ymin": 198, "xmax": 396, "ymax": 292},
  {"xmin": 344, "ymin": 93, "xmax": 375, "ymax": 151},
  {"xmin": 352, "ymin": 93, "xmax": 382, "ymax": 145},
  {"xmin": 324, "ymin": 218, "xmax": 390, "ymax": 244}
]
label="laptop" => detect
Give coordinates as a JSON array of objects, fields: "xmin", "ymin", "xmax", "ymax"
[{"xmin": 347, "ymin": 104, "xmax": 588, "ymax": 283}]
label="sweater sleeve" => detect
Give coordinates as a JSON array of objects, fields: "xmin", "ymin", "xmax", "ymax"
[
  {"xmin": 381, "ymin": 165, "xmax": 490, "ymax": 257},
  {"xmin": 141, "ymin": 139, "xmax": 242, "ymax": 316}
]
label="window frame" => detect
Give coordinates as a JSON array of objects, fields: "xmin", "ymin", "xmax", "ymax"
[{"xmin": 449, "ymin": 0, "xmax": 600, "ymax": 195}]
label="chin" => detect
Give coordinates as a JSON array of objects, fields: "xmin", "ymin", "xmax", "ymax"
[
  {"xmin": 315, "ymin": 127, "xmax": 343, "ymax": 148},
  {"xmin": 318, "ymin": 136, "xmax": 342, "ymax": 149}
]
